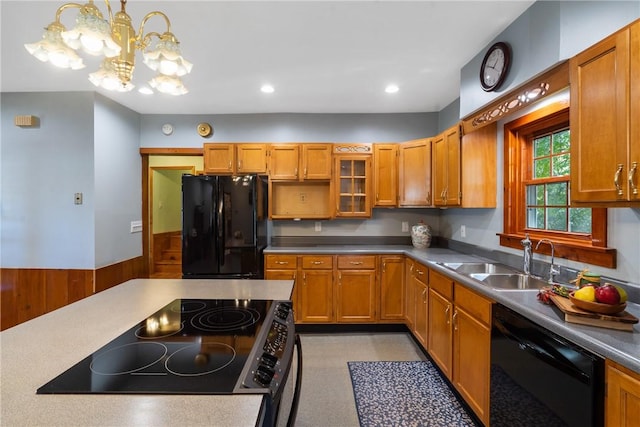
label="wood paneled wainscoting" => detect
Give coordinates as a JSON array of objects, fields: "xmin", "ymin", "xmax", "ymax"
[{"xmin": 1, "ymin": 256, "xmax": 144, "ymax": 331}]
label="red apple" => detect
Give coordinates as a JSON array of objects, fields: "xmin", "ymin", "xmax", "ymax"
[{"xmin": 594, "ymin": 284, "xmax": 621, "ymax": 305}]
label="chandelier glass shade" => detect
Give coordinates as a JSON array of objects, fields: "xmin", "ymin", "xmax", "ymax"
[{"xmin": 24, "ymin": 0, "xmax": 192, "ymax": 95}]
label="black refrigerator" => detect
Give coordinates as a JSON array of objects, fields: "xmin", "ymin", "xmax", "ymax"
[{"xmin": 182, "ymin": 174, "xmax": 268, "ymax": 279}]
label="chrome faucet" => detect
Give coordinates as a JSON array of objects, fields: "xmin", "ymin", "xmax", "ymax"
[
  {"xmin": 521, "ymin": 233, "xmax": 532, "ymax": 275},
  {"xmin": 535, "ymin": 239, "xmax": 560, "ymax": 283}
]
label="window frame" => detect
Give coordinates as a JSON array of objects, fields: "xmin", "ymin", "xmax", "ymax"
[{"xmin": 499, "ymin": 101, "xmax": 616, "ymax": 268}]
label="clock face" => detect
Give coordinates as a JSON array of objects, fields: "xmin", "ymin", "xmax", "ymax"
[
  {"xmin": 161, "ymin": 124, "xmax": 173, "ymax": 135},
  {"xmin": 480, "ymin": 42, "xmax": 511, "ymax": 92}
]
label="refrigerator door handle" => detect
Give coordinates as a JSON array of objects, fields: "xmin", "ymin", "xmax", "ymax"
[{"xmin": 217, "ymin": 182, "xmax": 225, "ymax": 267}]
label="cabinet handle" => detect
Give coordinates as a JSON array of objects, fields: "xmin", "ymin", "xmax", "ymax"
[
  {"xmin": 614, "ymin": 164, "xmax": 624, "ymax": 196},
  {"xmin": 376, "ymin": 193, "xmax": 379, "ymax": 202},
  {"xmin": 312, "ymin": 261, "xmax": 324, "ymax": 265},
  {"xmin": 338, "ymin": 272, "xmax": 342, "ymax": 284},
  {"xmin": 452, "ymin": 310, "xmax": 458, "ymax": 331},
  {"xmin": 304, "ymin": 167, "xmax": 307, "ymax": 178},
  {"xmin": 629, "ymin": 162, "xmax": 638, "ymax": 196},
  {"xmin": 422, "ymin": 288, "xmax": 427, "ymax": 303},
  {"xmin": 276, "ymin": 261, "xmax": 289, "ymax": 265},
  {"xmin": 228, "ymin": 161, "xmax": 232, "ymax": 170},
  {"xmin": 445, "ymin": 305, "xmax": 450, "ymax": 325},
  {"xmin": 416, "ymin": 269, "xmax": 424, "ymax": 275},
  {"xmin": 426, "ymin": 191, "xmax": 431, "ymax": 204},
  {"xmin": 238, "ymin": 160, "xmax": 242, "ymax": 169},
  {"xmin": 349, "ymin": 261, "xmax": 363, "ymax": 265},
  {"xmin": 382, "ymin": 261, "xmax": 386, "ymax": 272},
  {"xmin": 294, "ymin": 167, "xmax": 298, "ymax": 177}
]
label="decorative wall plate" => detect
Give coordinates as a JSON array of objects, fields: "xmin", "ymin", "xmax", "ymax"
[{"xmin": 197, "ymin": 122, "xmax": 212, "ymax": 137}]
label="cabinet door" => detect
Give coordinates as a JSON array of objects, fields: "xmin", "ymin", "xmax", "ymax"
[
  {"xmin": 404, "ymin": 258, "xmax": 415, "ymax": 329},
  {"xmin": 453, "ymin": 307, "xmax": 490, "ymax": 426},
  {"xmin": 428, "ymin": 289, "xmax": 453, "ymax": 378},
  {"xmin": 336, "ymin": 270, "xmax": 376, "ymax": 322},
  {"xmin": 203, "ymin": 143, "xmax": 235, "ymax": 174},
  {"xmin": 399, "ymin": 138, "xmax": 432, "ymax": 206},
  {"xmin": 606, "ymin": 360, "xmax": 640, "ymax": 427},
  {"xmin": 379, "ymin": 256, "xmax": 404, "ymax": 321},
  {"xmin": 302, "ymin": 144, "xmax": 332, "ymax": 180},
  {"xmin": 570, "ymin": 27, "xmax": 631, "ymax": 203},
  {"xmin": 434, "ymin": 126, "xmax": 461, "ymax": 207},
  {"xmin": 269, "ymin": 144, "xmax": 300, "ymax": 180},
  {"xmin": 237, "ymin": 144, "xmax": 267, "ymax": 174},
  {"xmin": 335, "ymin": 155, "xmax": 372, "ymax": 217},
  {"xmin": 299, "ymin": 269, "xmax": 333, "ymax": 323},
  {"xmin": 412, "ymin": 275, "xmax": 428, "ymax": 347},
  {"xmin": 373, "ymin": 144, "xmax": 398, "ymax": 206},
  {"xmin": 265, "ymin": 269, "xmax": 298, "ymax": 321}
]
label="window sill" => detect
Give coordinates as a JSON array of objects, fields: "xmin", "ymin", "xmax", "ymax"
[{"xmin": 498, "ymin": 233, "xmax": 616, "ymax": 269}]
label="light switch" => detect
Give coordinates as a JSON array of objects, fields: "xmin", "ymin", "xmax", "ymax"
[
  {"xmin": 402, "ymin": 221, "xmax": 409, "ymax": 232},
  {"xmin": 315, "ymin": 222, "xmax": 322, "ymax": 232},
  {"xmin": 130, "ymin": 220, "xmax": 143, "ymax": 233}
]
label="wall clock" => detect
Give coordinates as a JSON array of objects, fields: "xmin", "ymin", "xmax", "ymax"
[
  {"xmin": 197, "ymin": 122, "xmax": 212, "ymax": 137},
  {"xmin": 161, "ymin": 123, "xmax": 174, "ymax": 135},
  {"xmin": 479, "ymin": 42, "xmax": 511, "ymax": 92}
]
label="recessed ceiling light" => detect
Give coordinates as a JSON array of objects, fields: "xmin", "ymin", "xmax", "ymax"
[
  {"xmin": 385, "ymin": 84, "xmax": 399, "ymax": 94},
  {"xmin": 261, "ymin": 84, "xmax": 275, "ymax": 94}
]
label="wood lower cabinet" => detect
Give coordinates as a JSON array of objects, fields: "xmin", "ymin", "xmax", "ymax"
[
  {"xmin": 299, "ymin": 255, "xmax": 334, "ymax": 323},
  {"xmin": 378, "ymin": 255, "xmax": 405, "ymax": 321},
  {"xmin": 336, "ymin": 255, "xmax": 376, "ymax": 322},
  {"xmin": 606, "ymin": 360, "xmax": 640, "ymax": 427},
  {"xmin": 453, "ymin": 284, "xmax": 492, "ymax": 427},
  {"xmin": 428, "ymin": 269, "xmax": 454, "ymax": 378},
  {"xmin": 411, "ymin": 262, "xmax": 429, "ymax": 347},
  {"xmin": 404, "ymin": 258, "xmax": 416, "ymax": 329},
  {"xmin": 264, "ymin": 254, "xmax": 298, "ymax": 319}
]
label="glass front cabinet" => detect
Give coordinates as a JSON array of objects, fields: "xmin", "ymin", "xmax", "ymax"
[{"xmin": 333, "ymin": 144, "xmax": 373, "ymax": 218}]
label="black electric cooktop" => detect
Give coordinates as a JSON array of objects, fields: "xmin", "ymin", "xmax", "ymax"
[{"xmin": 37, "ymin": 299, "xmax": 277, "ymax": 395}]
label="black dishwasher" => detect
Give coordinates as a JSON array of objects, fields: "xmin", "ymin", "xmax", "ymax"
[{"xmin": 491, "ymin": 304, "xmax": 604, "ymax": 427}]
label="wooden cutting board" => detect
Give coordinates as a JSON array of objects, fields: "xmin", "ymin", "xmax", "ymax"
[{"xmin": 549, "ymin": 294, "xmax": 638, "ymax": 331}]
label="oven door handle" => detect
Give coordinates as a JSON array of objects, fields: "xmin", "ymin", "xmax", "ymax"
[
  {"xmin": 286, "ymin": 334, "xmax": 303, "ymax": 427},
  {"xmin": 494, "ymin": 319, "xmax": 591, "ymax": 384}
]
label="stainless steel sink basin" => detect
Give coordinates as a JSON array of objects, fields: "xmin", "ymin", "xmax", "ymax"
[
  {"xmin": 469, "ymin": 273, "xmax": 549, "ymax": 290},
  {"xmin": 439, "ymin": 262, "xmax": 515, "ymax": 275}
]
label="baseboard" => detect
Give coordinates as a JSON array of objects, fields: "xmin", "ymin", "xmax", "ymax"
[{"xmin": 295, "ymin": 323, "xmax": 409, "ymax": 334}]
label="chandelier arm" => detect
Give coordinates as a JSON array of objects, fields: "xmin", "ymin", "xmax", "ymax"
[
  {"xmin": 138, "ymin": 31, "xmax": 163, "ymax": 51},
  {"xmin": 137, "ymin": 11, "xmax": 172, "ymax": 46},
  {"xmin": 53, "ymin": 3, "xmax": 84, "ymax": 24},
  {"xmin": 100, "ymin": 0, "xmax": 115, "ymax": 26}
]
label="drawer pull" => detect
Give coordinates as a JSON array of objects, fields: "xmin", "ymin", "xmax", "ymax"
[
  {"xmin": 349, "ymin": 261, "xmax": 363, "ymax": 265},
  {"xmin": 416, "ymin": 269, "xmax": 424, "ymax": 275},
  {"xmin": 312, "ymin": 261, "xmax": 324, "ymax": 265},
  {"xmin": 276, "ymin": 261, "xmax": 289, "ymax": 265}
]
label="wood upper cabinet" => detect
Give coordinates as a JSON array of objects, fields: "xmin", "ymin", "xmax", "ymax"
[
  {"xmin": 606, "ymin": 359, "xmax": 640, "ymax": 427},
  {"xmin": 452, "ymin": 284, "xmax": 492, "ymax": 427},
  {"xmin": 570, "ymin": 20, "xmax": 640, "ymax": 205},
  {"xmin": 460, "ymin": 122, "xmax": 497, "ymax": 208},
  {"xmin": 298, "ymin": 255, "xmax": 334, "ymax": 323},
  {"xmin": 378, "ymin": 255, "xmax": 405, "ymax": 321},
  {"xmin": 334, "ymin": 146, "xmax": 373, "ymax": 218},
  {"xmin": 269, "ymin": 143, "xmax": 332, "ymax": 181},
  {"xmin": 203, "ymin": 143, "xmax": 267, "ymax": 175},
  {"xmin": 398, "ymin": 138, "xmax": 432, "ymax": 207},
  {"xmin": 203, "ymin": 143, "xmax": 235, "ymax": 174},
  {"xmin": 433, "ymin": 125, "xmax": 462, "ymax": 207},
  {"xmin": 335, "ymin": 255, "xmax": 376, "ymax": 322},
  {"xmin": 373, "ymin": 144, "xmax": 399, "ymax": 206}
]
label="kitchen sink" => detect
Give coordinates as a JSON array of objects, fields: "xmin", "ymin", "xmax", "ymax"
[
  {"xmin": 469, "ymin": 273, "xmax": 550, "ymax": 290},
  {"xmin": 438, "ymin": 262, "xmax": 516, "ymax": 275}
]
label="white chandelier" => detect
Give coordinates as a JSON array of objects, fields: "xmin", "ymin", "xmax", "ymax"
[{"xmin": 25, "ymin": 0, "xmax": 193, "ymax": 95}]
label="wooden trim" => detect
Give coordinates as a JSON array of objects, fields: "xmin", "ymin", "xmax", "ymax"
[
  {"xmin": 140, "ymin": 147, "xmax": 203, "ymax": 155},
  {"xmin": 462, "ymin": 61, "xmax": 570, "ymax": 134},
  {"xmin": 1, "ymin": 268, "xmax": 93, "ymax": 331},
  {"xmin": 94, "ymin": 256, "xmax": 145, "ymax": 293},
  {"xmin": 498, "ymin": 233, "xmax": 616, "ymax": 268},
  {"xmin": 142, "ymin": 154, "xmax": 150, "ymax": 278}
]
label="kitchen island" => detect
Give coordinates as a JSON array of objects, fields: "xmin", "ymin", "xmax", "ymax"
[{"xmin": 0, "ymin": 278, "xmax": 294, "ymax": 427}]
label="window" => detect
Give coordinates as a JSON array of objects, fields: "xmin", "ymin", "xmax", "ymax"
[{"xmin": 500, "ymin": 101, "xmax": 615, "ymax": 268}]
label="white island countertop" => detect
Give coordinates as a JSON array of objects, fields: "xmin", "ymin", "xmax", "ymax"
[{"xmin": 0, "ymin": 278, "xmax": 294, "ymax": 427}]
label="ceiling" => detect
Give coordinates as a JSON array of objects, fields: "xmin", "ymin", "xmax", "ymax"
[{"xmin": 1, "ymin": 1, "xmax": 535, "ymax": 115}]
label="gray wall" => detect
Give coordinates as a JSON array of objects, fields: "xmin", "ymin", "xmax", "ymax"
[
  {"xmin": 139, "ymin": 113, "xmax": 437, "ymax": 147},
  {"xmin": 1, "ymin": 92, "xmax": 143, "ymax": 269}
]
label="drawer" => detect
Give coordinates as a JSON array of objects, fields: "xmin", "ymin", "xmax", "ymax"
[
  {"xmin": 413, "ymin": 262, "xmax": 428, "ymax": 282},
  {"xmin": 301, "ymin": 255, "xmax": 334, "ymax": 269},
  {"xmin": 430, "ymin": 269, "xmax": 454, "ymax": 300},
  {"xmin": 265, "ymin": 254, "xmax": 298, "ymax": 269},
  {"xmin": 337, "ymin": 255, "xmax": 376, "ymax": 270},
  {"xmin": 454, "ymin": 284, "xmax": 493, "ymax": 325}
]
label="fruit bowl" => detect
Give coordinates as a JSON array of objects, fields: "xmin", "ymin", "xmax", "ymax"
[{"xmin": 569, "ymin": 292, "xmax": 627, "ymax": 315}]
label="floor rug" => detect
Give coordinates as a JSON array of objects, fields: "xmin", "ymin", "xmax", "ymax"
[{"xmin": 348, "ymin": 361, "xmax": 476, "ymax": 427}]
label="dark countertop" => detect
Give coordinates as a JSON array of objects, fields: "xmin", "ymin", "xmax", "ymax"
[{"xmin": 265, "ymin": 245, "xmax": 640, "ymax": 374}]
